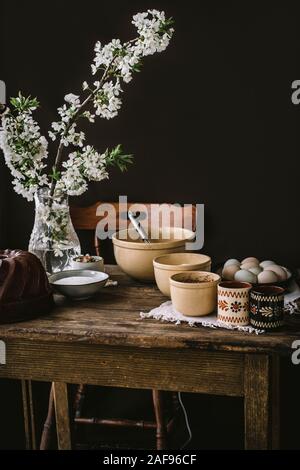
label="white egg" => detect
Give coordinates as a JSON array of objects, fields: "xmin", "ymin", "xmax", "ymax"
[
  {"xmin": 249, "ymin": 266, "xmax": 262, "ymax": 275},
  {"xmin": 222, "ymin": 265, "xmax": 240, "ymax": 280},
  {"xmin": 260, "ymin": 260, "xmax": 275, "ymax": 268},
  {"xmin": 234, "ymin": 269, "xmax": 257, "ymax": 284},
  {"xmin": 241, "ymin": 257, "xmax": 260, "ymax": 265},
  {"xmin": 258, "ymin": 270, "xmax": 279, "ymax": 284},
  {"xmin": 224, "ymin": 258, "xmax": 240, "ymax": 268},
  {"xmin": 264, "ymin": 265, "xmax": 287, "ymax": 281},
  {"xmin": 281, "ymin": 266, "xmax": 291, "ymax": 279},
  {"xmin": 241, "ymin": 261, "xmax": 260, "ymax": 271}
]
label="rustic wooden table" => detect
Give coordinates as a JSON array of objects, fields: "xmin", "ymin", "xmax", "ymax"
[{"xmin": 0, "ymin": 265, "xmax": 299, "ymax": 450}]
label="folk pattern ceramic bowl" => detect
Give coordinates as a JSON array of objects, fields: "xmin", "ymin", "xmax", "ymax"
[
  {"xmin": 112, "ymin": 227, "xmax": 195, "ymax": 282},
  {"xmin": 249, "ymin": 286, "xmax": 285, "ymax": 330},
  {"xmin": 170, "ymin": 271, "xmax": 220, "ymax": 317},
  {"xmin": 71, "ymin": 256, "xmax": 104, "ymax": 272},
  {"xmin": 153, "ymin": 252, "xmax": 211, "ymax": 297},
  {"xmin": 217, "ymin": 281, "xmax": 252, "ymax": 326}
]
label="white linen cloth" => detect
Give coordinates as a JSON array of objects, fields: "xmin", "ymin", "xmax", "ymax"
[
  {"xmin": 140, "ymin": 301, "xmax": 264, "ymax": 334},
  {"xmin": 140, "ymin": 279, "xmax": 300, "ymax": 335},
  {"xmin": 284, "ymin": 280, "xmax": 300, "ymax": 314}
]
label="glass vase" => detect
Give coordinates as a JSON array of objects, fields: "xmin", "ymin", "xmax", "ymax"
[{"xmin": 29, "ymin": 188, "xmax": 81, "ymax": 274}]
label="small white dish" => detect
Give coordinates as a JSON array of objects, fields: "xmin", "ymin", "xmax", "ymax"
[
  {"xmin": 71, "ymin": 255, "xmax": 104, "ymax": 272},
  {"xmin": 49, "ymin": 269, "xmax": 109, "ymax": 300}
]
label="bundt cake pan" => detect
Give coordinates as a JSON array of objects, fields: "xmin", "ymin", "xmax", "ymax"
[{"xmin": 0, "ymin": 249, "xmax": 54, "ymax": 323}]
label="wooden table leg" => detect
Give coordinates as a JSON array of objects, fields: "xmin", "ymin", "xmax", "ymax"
[
  {"xmin": 53, "ymin": 382, "xmax": 72, "ymax": 450},
  {"xmin": 21, "ymin": 380, "xmax": 36, "ymax": 450},
  {"xmin": 244, "ymin": 354, "xmax": 280, "ymax": 450},
  {"xmin": 270, "ymin": 355, "xmax": 280, "ymax": 449}
]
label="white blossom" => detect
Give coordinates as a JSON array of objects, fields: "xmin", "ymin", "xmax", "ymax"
[
  {"xmin": 82, "ymin": 111, "xmax": 95, "ymax": 123},
  {"xmin": 50, "ymin": 106, "xmax": 85, "ymax": 146},
  {"xmin": 92, "ymin": 10, "xmax": 173, "ymax": 87},
  {"xmin": 0, "ymin": 109, "xmax": 49, "ymax": 201},
  {"xmin": 93, "ymin": 80, "xmax": 122, "ymax": 119},
  {"xmin": 61, "ymin": 123, "xmax": 85, "ymax": 147},
  {"xmin": 132, "ymin": 10, "xmax": 174, "ymax": 56},
  {"xmin": 56, "ymin": 145, "xmax": 109, "ymax": 196},
  {"xmin": 64, "ymin": 93, "xmax": 80, "ymax": 106},
  {"xmin": 91, "ymin": 64, "xmax": 97, "ymax": 75},
  {"xmin": 93, "ymin": 39, "xmax": 122, "ymax": 69}
]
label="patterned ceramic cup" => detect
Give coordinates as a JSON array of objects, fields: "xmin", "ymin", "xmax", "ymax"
[
  {"xmin": 218, "ymin": 281, "xmax": 252, "ymax": 326},
  {"xmin": 249, "ymin": 285, "xmax": 285, "ymax": 330}
]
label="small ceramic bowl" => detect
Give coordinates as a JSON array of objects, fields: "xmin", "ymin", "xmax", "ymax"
[
  {"xmin": 170, "ymin": 271, "xmax": 221, "ymax": 317},
  {"xmin": 71, "ymin": 255, "xmax": 104, "ymax": 272},
  {"xmin": 153, "ymin": 252, "xmax": 211, "ymax": 297},
  {"xmin": 49, "ymin": 269, "xmax": 109, "ymax": 300},
  {"xmin": 112, "ymin": 227, "xmax": 195, "ymax": 282}
]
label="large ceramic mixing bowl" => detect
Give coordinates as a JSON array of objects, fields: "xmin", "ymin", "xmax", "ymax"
[{"xmin": 112, "ymin": 227, "xmax": 195, "ymax": 282}]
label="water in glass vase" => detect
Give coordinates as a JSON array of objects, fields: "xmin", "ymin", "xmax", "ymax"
[
  {"xmin": 31, "ymin": 247, "xmax": 81, "ymax": 274},
  {"xmin": 29, "ymin": 188, "xmax": 81, "ymax": 274}
]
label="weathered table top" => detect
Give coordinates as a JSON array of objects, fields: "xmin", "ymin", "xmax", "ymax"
[{"xmin": 0, "ymin": 265, "xmax": 299, "ymax": 355}]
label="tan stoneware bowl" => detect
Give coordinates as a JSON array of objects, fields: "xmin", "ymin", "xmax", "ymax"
[
  {"xmin": 112, "ymin": 227, "xmax": 195, "ymax": 282},
  {"xmin": 170, "ymin": 271, "xmax": 221, "ymax": 317},
  {"xmin": 153, "ymin": 253, "xmax": 212, "ymax": 297}
]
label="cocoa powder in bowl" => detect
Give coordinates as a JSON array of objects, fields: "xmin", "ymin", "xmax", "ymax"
[{"xmin": 173, "ymin": 273, "xmax": 215, "ymax": 284}]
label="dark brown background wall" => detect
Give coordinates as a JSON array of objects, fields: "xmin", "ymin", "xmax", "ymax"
[
  {"xmin": 1, "ymin": 1, "xmax": 300, "ymax": 451},
  {"xmin": 1, "ymin": 1, "xmax": 300, "ymax": 266}
]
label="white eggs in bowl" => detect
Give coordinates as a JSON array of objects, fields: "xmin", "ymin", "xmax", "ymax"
[
  {"xmin": 222, "ymin": 264, "xmax": 240, "ymax": 280},
  {"xmin": 234, "ymin": 269, "xmax": 257, "ymax": 284},
  {"xmin": 248, "ymin": 266, "xmax": 262, "ymax": 275},
  {"xmin": 264, "ymin": 265, "xmax": 287, "ymax": 281},
  {"xmin": 220, "ymin": 257, "xmax": 292, "ymax": 286},
  {"xmin": 257, "ymin": 270, "xmax": 279, "ymax": 284},
  {"xmin": 223, "ymin": 258, "xmax": 240, "ymax": 268}
]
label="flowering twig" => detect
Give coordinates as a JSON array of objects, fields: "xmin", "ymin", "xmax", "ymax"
[
  {"xmin": 49, "ymin": 61, "xmax": 114, "ymax": 196},
  {"xmin": 1, "ymin": 9, "xmax": 174, "ymax": 203}
]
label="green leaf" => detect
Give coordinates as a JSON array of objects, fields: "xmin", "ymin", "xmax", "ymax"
[
  {"xmin": 132, "ymin": 61, "xmax": 142, "ymax": 73},
  {"xmin": 10, "ymin": 93, "xmax": 39, "ymax": 112},
  {"xmin": 159, "ymin": 17, "xmax": 175, "ymax": 35},
  {"xmin": 50, "ymin": 166, "xmax": 61, "ymax": 182},
  {"xmin": 105, "ymin": 144, "xmax": 134, "ymax": 172}
]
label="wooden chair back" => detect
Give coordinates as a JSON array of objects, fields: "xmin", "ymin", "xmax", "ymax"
[{"xmin": 70, "ymin": 202, "xmax": 197, "ymax": 256}]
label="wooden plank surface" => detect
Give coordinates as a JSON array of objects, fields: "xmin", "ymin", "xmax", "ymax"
[
  {"xmin": 0, "ymin": 266, "xmax": 298, "ymax": 355},
  {"xmin": 244, "ymin": 354, "xmax": 270, "ymax": 449},
  {"xmin": 0, "ymin": 341, "xmax": 244, "ymax": 397},
  {"xmin": 270, "ymin": 355, "xmax": 280, "ymax": 449}
]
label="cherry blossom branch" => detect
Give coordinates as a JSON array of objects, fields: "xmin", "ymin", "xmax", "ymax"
[
  {"xmin": 49, "ymin": 59, "xmax": 116, "ymax": 197},
  {"xmin": 48, "ymin": 28, "xmax": 171, "ymax": 196}
]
